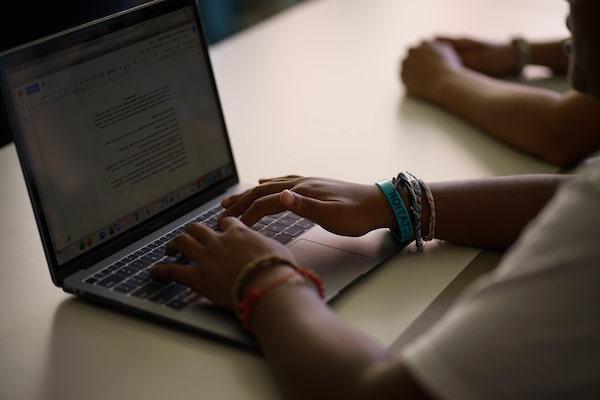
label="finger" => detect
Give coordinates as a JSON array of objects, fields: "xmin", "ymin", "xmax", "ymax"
[
  {"xmin": 221, "ymin": 194, "xmax": 240, "ymax": 208},
  {"xmin": 258, "ymin": 175, "xmax": 302, "ymax": 184},
  {"xmin": 240, "ymin": 193, "xmax": 287, "ymax": 226},
  {"xmin": 279, "ymin": 190, "xmax": 332, "ymax": 222},
  {"xmin": 185, "ymin": 222, "xmax": 218, "ymax": 245},
  {"xmin": 166, "ymin": 232, "xmax": 204, "ymax": 258},
  {"xmin": 221, "ymin": 181, "xmax": 297, "ymax": 218},
  {"xmin": 219, "ymin": 216, "xmax": 246, "ymax": 231},
  {"xmin": 151, "ymin": 263, "xmax": 198, "ymax": 286}
]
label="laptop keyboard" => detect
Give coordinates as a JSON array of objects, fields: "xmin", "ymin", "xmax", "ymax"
[{"xmin": 83, "ymin": 206, "xmax": 315, "ymax": 311}]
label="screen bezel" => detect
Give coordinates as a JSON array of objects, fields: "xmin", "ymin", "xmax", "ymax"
[{"xmin": 0, "ymin": 0, "xmax": 239, "ymax": 286}]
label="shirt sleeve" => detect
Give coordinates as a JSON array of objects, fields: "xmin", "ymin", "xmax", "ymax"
[{"xmin": 401, "ymin": 163, "xmax": 600, "ymax": 400}]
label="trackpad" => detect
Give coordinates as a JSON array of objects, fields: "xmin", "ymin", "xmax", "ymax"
[{"xmin": 288, "ymin": 239, "xmax": 374, "ymax": 300}]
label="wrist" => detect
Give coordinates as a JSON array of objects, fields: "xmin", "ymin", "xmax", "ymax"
[
  {"xmin": 429, "ymin": 68, "xmax": 465, "ymax": 105},
  {"xmin": 511, "ymin": 37, "xmax": 530, "ymax": 73},
  {"xmin": 241, "ymin": 264, "xmax": 299, "ymax": 299},
  {"xmin": 236, "ymin": 262, "xmax": 325, "ymax": 332}
]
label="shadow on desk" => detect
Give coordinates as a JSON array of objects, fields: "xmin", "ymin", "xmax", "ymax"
[
  {"xmin": 390, "ymin": 250, "xmax": 503, "ymax": 352},
  {"xmin": 397, "ymin": 75, "xmax": 568, "ymax": 176},
  {"xmin": 39, "ymin": 297, "xmax": 279, "ymax": 400}
]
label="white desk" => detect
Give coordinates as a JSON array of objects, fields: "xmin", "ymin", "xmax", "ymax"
[{"xmin": 0, "ymin": 0, "xmax": 567, "ymax": 398}]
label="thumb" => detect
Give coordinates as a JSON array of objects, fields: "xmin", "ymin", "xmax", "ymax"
[
  {"xmin": 280, "ymin": 190, "xmax": 329, "ymax": 221},
  {"xmin": 151, "ymin": 263, "xmax": 197, "ymax": 287}
]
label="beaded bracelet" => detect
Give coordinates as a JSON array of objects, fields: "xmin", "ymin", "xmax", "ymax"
[
  {"xmin": 232, "ymin": 255, "xmax": 325, "ymax": 331},
  {"xmin": 395, "ymin": 172, "xmax": 423, "ymax": 251},
  {"xmin": 418, "ymin": 178, "xmax": 436, "ymax": 241}
]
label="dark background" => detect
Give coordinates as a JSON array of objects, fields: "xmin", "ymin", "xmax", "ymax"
[{"xmin": 0, "ymin": 0, "xmax": 303, "ymax": 147}]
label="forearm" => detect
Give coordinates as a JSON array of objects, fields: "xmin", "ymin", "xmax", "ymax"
[
  {"xmin": 433, "ymin": 69, "xmax": 572, "ymax": 165},
  {"xmin": 424, "ymin": 174, "xmax": 568, "ymax": 250},
  {"xmin": 252, "ymin": 283, "xmax": 429, "ymax": 400},
  {"xmin": 529, "ymin": 40, "xmax": 569, "ymax": 73}
]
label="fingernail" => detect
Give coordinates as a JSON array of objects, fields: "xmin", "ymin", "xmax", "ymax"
[{"xmin": 281, "ymin": 190, "xmax": 295, "ymax": 206}]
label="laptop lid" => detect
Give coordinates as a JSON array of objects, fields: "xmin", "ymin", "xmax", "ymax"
[{"xmin": 0, "ymin": 0, "xmax": 238, "ymax": 286}]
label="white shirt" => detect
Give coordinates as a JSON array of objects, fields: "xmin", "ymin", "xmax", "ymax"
[{"xmin": 402, "ymin": 161, "xmax": 600, "ymax": 400}]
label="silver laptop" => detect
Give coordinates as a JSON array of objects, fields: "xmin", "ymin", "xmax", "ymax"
[{"xmin": 0, "ymin": 0, "xmax": 401, "ymax": 347}]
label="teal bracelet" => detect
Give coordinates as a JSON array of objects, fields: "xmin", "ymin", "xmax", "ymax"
[{"xmin": 376, "ymin": 180, "xmax": 414, "ymax": 243}]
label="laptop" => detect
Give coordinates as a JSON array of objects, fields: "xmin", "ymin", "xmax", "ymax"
[{"xmin": 0, "ymin": 0, "xmax": 401, "ymax": 347}]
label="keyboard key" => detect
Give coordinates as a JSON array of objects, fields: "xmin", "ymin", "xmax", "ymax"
[
  {"xmin": 286, "ymin": 213, "xmax": 302, "ymax": 221},
  {"xmin": 149, "ymin": 283, "xmax": 189, "ymax": 304},
  {"xmin": 142, "ymin": 253, "xmax": 163, "ymax": 263},
  {"xmin": 132, "ymin": 282, "xmax": 165, "ymax": 299},
  {"xmin": 266, "ymin": 223, "xmax": 287, "ymax": 233},
  {"xmin": 97, "ymin": 273, "xmax": 127, "ymax": 288},
  {"xmin": 261, "ymin": 229, "xmax": 276, "ymax": 238},
  {"xmin": 166, "ymin": 298, "xmax": 188, "ymax": 310},
  {"xmin": 273, "ymin": 234, "xmax": 294, "ymax": 244},
  {"xmin": 271, "ymin": 212, "xmax": 287, "ymax": 218},
  {"xmin": 114, "ymin": 280, "xmax": 139, "ymax": 294},
  {"xmin": 259, "ymin": 216, "xmax": 277, "ymax": 225},
  {"xmin": 84, "ymin": 277, "xmax": 98, "ymax": 285},
  {"xmin": 117, "ymin": 266, "xmax": 138, "ymax": 276},
  {"xmin": 94, "ymin": 269, "xmax": 112, "ymax": 278},
  {"xmin": 124, "ymin": 255, "xmax": 137, "ymax": 262},
  {"xmin": 130, "ymin": 259, "xmax": 151, "ymax": 270},
  {"xmin": 295, "ymin": 220, "xmax": 315, "ymax": 229},
  {"xmin": 251, "ymin": 223, "xmax": 266, "ymax": 231},
  {"xmin": 279, "ymin": 217, "xmax": 297, "ymax": 227},
  {"xmin": 147, "ymin": 242, "xmax": 160, "ymax": 249},
  {"xmin": 150, "ymin": 248, "xmax": 164, "ymax": 257},
  {"xmin": 284, "ymin": 226, "xmax": 305, "ymax": 237},
  {"xmin": 128, "ymin": 275, "xmax": 149, "ymax": 285}
]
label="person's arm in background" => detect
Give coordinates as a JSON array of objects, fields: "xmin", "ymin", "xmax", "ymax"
[
  {"xmin": 401, "ymin": 40, "xmax": 600, "ymax": 168},
  {"xmin": 435, "ymin": 37, "xmax": 569, "ymax": 76}
]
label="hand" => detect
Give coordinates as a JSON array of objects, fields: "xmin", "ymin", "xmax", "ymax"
[
  {"xmin": 436, "ymin": 36, "xmax": 520, "ymax": 76},
  {"xmin": 401, "ymin": 40, "xmax": 464, "ymax": 102},
  {"xmin": 220, "ymin": 176, "xmax": 396, "ymax": 237},
  {"xmin": 151, "ymin": 217, "xmax": 295, "ymax": 309}
]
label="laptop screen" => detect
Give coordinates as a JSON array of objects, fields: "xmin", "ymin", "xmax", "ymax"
[{"xmin": 0, "ymin": 0, "xmax": 236, "ymax": 267}]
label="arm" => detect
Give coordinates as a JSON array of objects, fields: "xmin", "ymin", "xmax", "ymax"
[
  {"xmin": 151, "ymin": 173, "xmax": 566, "ymax": 398},
  {"xmin": 529, "ymin": 40, "xmax": 569, "ymax": 73},
  {"xmin": 251, "ymin": 270, "xmax": 431, "ymax": 400},
  {"xmin": 426, "ymin": 174, "xmax": 567, "ymax": 250},
  {"xmin": 436, "ymin": 37, "xmax": 569, "ymax": 75},
  {"xmin": 402, "ymin": 41, "xmax": 600, "ymax": 167},
  {"xmin": 151, "ymin": 218, "xmax": 432, "ymax": 400},
  {"xmin": 221, "ymin": 174, "xmax": 568, "ymax": 251}
]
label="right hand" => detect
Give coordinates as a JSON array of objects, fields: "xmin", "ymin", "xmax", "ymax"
[
  {"xmin": 220, "ymin": 176, "xmax": 396, "ymax": 237},
  {"xmin": 436, "ymin": 36, "xmax": 520, "ymax": 76}
]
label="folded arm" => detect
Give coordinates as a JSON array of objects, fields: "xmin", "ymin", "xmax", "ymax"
[{"xmin": 402, "ymin": 41, "xmax": 600, "ymax": 167}]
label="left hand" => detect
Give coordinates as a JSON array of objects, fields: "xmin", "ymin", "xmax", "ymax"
[
  {"xmin": 401, "ymin": 40, "xmax": 464, "ymax": 102},
  {"xmin": 151, "ymin": 217, "xmax": 295, "ymax": 309}
]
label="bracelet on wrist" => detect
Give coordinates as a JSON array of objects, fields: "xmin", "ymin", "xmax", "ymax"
[
  {"xmin": 395, "ymin": 172, "xmax": 424, "ymax": 251},
  {"xmin": 376, "ymin": 179, "xmax": 414, "ymax": 243},
  {"xmin": 232, "ymin": 255, "xmax": 325, "ymax": 332},
  {"xmin": 381, "ymin": 171, "xmax": 437, "ymax": 250},
  {"xmin": 511, "ymin": 37, "xmax": 530, "ymax": 73}
]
